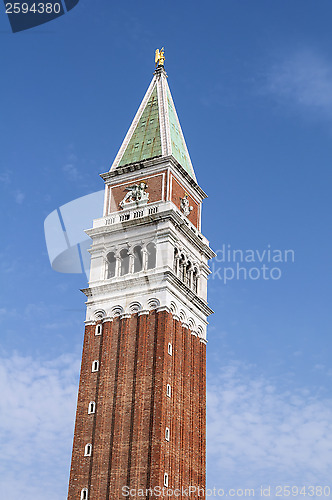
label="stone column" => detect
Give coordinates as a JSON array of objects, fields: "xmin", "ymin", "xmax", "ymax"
[
  {"xmin": 115, "ymin": 252, "xmax": 121, "ymax": 277},
  {"xmin": 142, "ymin": 247, "xmax": 148, "ymax": 271}
]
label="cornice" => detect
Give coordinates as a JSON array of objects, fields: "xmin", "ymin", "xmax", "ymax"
[
  {"xmin": 84, "ymin": 309, "xmax": 208, "ymax": 342},
  {"xmin": 81, "ymin": 269, "xmax": 214, "ymax": 317},
  {"xmin": 166, "ymin": 270, "xmax": 214, "ymax": 316},
  {"xmin": 100, "ymin": 156, "xmax": 207, "ymax": 201},
  {"xmin": 86, "ymin": 204, "xmax": 215, "ymax": 260}
]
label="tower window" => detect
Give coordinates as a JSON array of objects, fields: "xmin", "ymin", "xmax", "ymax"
[
  {"xmin": 146, "ymin": 242, "xmax": 156, "ymax": 270},
  {"xmin": 107, "ymin": 252, "xmax": 116, "ymax": 278},
  {"xmin": 88, "ymin": 401, "xmax": 96, "ymax": 414},
  {"xmin": 164, "ymin": 473, "xmax": 169, "ymax": 487},
  {"xmin": 180, "ymin": 254, "xmax": 186, "ymax": 281},
  {"xmin": 193, "ymin": 268, "xmax": 199, "ymax": 293},
  {"xmin": 95, "ymin": 324, "xmax": 102, "ymax": 336},
  {"xmin": 92, "ymin": 360, "xmax": 99, "ymax": 372},
  {"xmin": 185, "ymin": 262, "xmax": 192, "ymax": 287},
  {"xmin": 120, "ymin": 248, "xmax": 130, "ymax": 276},
  {"xmin": 166, "ymin": 384, "xmax": 171, "ymax": 398},
  {"xmin": 81, "ymin": 488, "xmax": 88, "ymax": 500},
  {"xmin": 133, "ymin": 245, "xmax": 143, "ymax": 273},
  {"xmin": 167, "ymin": 343, "xmax": 172, "ymax": 356},
  {"xmin": 165, "ymin": 427, "xmax": 170, "ymax": 441},
  {"xmin": 84, "ymin": 443, "xmax": 92, "ymax": 457},
  {"xmin": 173, "ymin": 248, "xmax": 179, "ymax": 274}
]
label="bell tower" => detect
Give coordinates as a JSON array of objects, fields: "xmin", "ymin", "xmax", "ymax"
[{"xmin": 67, "ymin": 52, "xmax": 214, "ymax": 500}]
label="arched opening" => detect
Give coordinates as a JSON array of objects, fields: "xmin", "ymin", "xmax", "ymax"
[
  {"xmin": 81, "ymin": 488, "xmax": 88, "ymax": 500},
  {"xmin": 173, "ymin": 248, "xmax": 179, "ymax": 273},
  {"xmin": 120, "ymin": 248, "xmax": 130, "ymax": 276},
  {"xmin": 107, "ymin": 252, "xmax": 116, "ymax": 278},
  {"xmin": 185, "ymin": 261, "xmax": 192, "ymax": 287},
  {"xmin": 179, "ymin": 254, "xmax": 186, "ymax": 281},
  {"xmin": 193, "ymin": 268, "xmax": 199, "ymax": 293},
  {"xmin": 84, "ymin": 443, "xmax": 92, "ymax": 457},
  {"xmin": 133, "ymin": 246, "xmax": 143, "ymax": 273},
  {"xmin": 92, "ymin": 360, "xmax": 99, "ymax": 372},
  {"xmin": 147, "ymin": 243, "xmax": 156, "ymax": 270},
  {"xmin": 88, "ymin": 401, "xmax": 96, "ymax": 414}
]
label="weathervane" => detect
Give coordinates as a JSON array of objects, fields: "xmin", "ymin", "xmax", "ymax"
[{"xmin": 155, "ymin": 47, "xmax": 165, "ymax": 67}]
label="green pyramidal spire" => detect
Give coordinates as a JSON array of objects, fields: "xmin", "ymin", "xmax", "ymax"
[
  {"xmin": 110, "ymin": 64, "xmax": 197, "ymax": 181},
  {"xmin": 117, "ymin": 86, "xmax": 162, "ymax": 167}
]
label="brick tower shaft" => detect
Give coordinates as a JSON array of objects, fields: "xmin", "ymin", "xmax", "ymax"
[{"xmin": 67, "ymin": 57, "xmax": 214, "ymax": 500}]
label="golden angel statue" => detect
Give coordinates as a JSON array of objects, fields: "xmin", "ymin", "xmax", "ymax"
[{"xmin": 155, "ymin": 47, "xmax": 165, "ymax": 67}]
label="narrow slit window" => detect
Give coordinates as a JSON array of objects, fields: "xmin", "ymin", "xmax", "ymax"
[
  {"xmin": 166, "ymin": 384, "xmax": 171, "ymax": 398},
  {"xmin": 95, "ymin": 324, "xmax": 102, "ymax": 336},
  {"xmin": 88, "ymin": 401, "xmax": 96, "ymax": 414},
  {"xmin": 92, "ymin": 360, "xmax": 99, "ymax": 372},
  {"xmin": 165, "ymin": 427, "xmax": 170, "ymax": 441},
  {"xmin": 81, "ymin": 488, "xmax": 88, "ymax": 500},
  {"xmin": 164, "ymin": 473, "xmax": 169, "ymax": 487},
  {"xmin": 168, "ymin": 343, "xmax": 172, "ymax": 356},
  {"xmin": 84, "ymin": 444, "xmax": 92, "ymax": 457}
]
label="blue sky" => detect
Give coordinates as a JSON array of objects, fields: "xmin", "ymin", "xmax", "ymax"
[{"xmin": 1, "ymin": 0, "xmax": 332, "ymax": 498}]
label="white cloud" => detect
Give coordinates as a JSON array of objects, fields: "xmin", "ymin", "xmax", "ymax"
[
  {"xmin": 0, "ymin": 353, "xmax": 80, "ymax": 500},
  {"xmin": 207, "ymin": 361, "xmax": 332, "ymax": 494},
  {"xmin": 2, "ymin": 351, "xmax": 331, "ymax": 499},
  {"xmin": 266, "ymin": 50, "xmax": 332, "ymax": 117}
]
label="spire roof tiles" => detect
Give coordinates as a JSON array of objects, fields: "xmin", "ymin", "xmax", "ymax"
[{"xmin": 110, "ymin": 66, "xmax": 197, "ymax": 181}]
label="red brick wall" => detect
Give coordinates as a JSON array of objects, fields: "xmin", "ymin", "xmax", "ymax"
[
  {"xmin": 105, "ymin": 170, "xmax": 202, "ymax": 232},
  {"xmin": 108, "ymin": 173, "xmax": 166, "ymax": 213},
  {"xmin": 170, "ymin": 174, "xmax": 201, "ymax": 230},
  {"xmin": 67, "ymin": 311, "xmax": 206, "ymax": 499}
]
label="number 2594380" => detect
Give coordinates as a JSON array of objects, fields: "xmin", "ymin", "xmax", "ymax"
[{"xmin": 5, "ymin": 3, "xmax": 61, "ymax": 14}]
